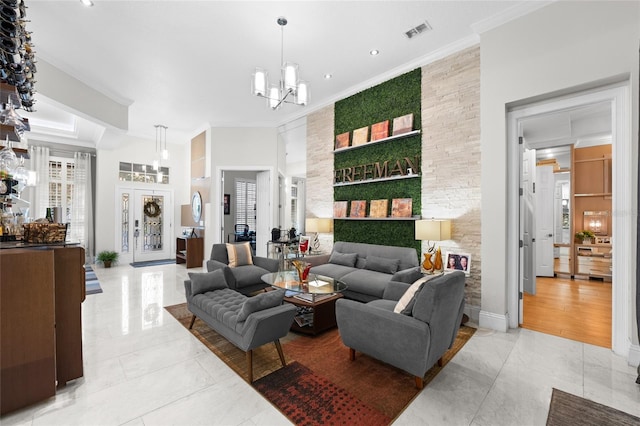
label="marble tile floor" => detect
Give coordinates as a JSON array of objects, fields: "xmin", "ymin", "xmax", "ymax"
[{"xmin": 2, "ymin": 263, "xmax": 638, "ymax": 426}]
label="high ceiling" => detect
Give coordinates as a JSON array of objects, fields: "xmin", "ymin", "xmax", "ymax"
[{"xmin": 20, "ymin": 1, "xmax": 548, "ymax": 147}]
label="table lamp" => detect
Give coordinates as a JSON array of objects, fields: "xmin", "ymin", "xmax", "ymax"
[
  {"xmin": 415, "ymin": 219, "xmax": 451, "ymax": 273},
  {"xmin": 305, "ymin": 218, "xmax": 333, "ymax": 252}
]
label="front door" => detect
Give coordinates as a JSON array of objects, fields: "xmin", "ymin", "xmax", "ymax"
[{"xmin": 116, "ymin": 187, "xmax": 173, "ymax": 264}]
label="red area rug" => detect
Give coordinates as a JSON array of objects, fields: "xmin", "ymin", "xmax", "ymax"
[
  {"xmin": 253, "ymin": 361, "xmax": 391, "ymax": 425},
  {"xmin": 165, "ymin": 303, "xmax": 475, "ymax": 425}
]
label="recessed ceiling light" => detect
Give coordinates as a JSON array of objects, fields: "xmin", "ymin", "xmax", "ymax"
[
  {"xmin": 80, "ymin": 0, "xmax": 94, "ymax": 7},
  {"xmin": 324, "ymin": 74, "xmax": 333, "ymax": 79},
  {"xmin": 370, "ymin": 49, "xmax": 379, "ymax": 56}
]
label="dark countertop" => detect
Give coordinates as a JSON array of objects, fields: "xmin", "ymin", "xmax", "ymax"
[{"xmin": 0, "ymin": 241, "xmax": 81, "ymax": 250}]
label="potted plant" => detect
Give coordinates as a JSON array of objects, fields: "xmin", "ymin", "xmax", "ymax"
[
  {"xmin": 96, "ymin": 250, "xmax": 119, "ymax": 268},
  {"xmin": 575, "ymin": 230, "xmax": 595, "ymax": 244}
]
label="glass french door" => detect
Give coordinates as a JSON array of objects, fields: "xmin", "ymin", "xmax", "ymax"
[{"xmin": 117, "ymin": 187, "xmax": 172, "ymax": 264}]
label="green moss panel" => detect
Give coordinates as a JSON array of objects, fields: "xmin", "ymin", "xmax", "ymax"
[{"xmin": 333, "ymin": 68, "xmax": 421, "ymax": 253}]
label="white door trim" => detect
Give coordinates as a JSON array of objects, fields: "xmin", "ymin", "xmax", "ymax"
[{"xmin": 507, "ymin": 82, "xmax": 633, "ymax": 358}]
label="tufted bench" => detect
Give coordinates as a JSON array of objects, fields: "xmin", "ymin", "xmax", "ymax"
[{"xmin": 184, "ymin": 268, "xmax": 296, "ymax": 382}]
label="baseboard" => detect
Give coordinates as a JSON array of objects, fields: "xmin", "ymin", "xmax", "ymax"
[
  {"xmin": 479, "ymin": 310, "xmax": 509, "ymax": 332},
  {"xmin": 628, "ymin": 343, "xmax": 640, "ymax": 368},
  {"xmin": 464, "ymin": 304, "xmax": 481, "ymax": 324}
]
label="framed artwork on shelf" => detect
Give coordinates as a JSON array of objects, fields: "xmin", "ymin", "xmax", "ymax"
[
  {"xmin": 444, "ymin": 252, "xmax": 471, "ymax": 275},
  {"xmin": 352, "ymin": 126, "xmax": 369, "ymax": 146},
  {"xmin": 370, "ymin": 120, "xmax": 389, "ymax": 141},
  {"xmin": 335, "ymin": 132, "xmax": 350, "ymax": 149},
  {"xmin": 392, "ymin": 113, "xmax": 414, "ymax": 135},
  {"xmin": 223, "ymin": 194, "xmax": 230, "ymax": 215},
  {"xmin": 391, "ymin": 198, "xmax": 412, "ymax": 218},
  {"xmin": 333, "ymin": 201, "xmax": 348, "ymax": 218},
  {"xmin": 349, "ymin": 200, "xmax": 367, "ymax": 218},
  {"xmin": 369, "ymin": 199, "xmax": 388, "ymax": 218}
]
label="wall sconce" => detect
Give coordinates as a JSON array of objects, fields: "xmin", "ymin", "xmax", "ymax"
[
  {"xmin": 305, "ymin": 217, "xmax": 333, "ymax": 252},
  {"xmin": 415, "ymin": 219, "xmax": 451, "ymax": 273}
]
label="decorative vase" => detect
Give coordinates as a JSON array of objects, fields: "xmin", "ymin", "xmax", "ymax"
[
  {"xmin": 422, "ymin": 253, "xmax": 433, "ymax": 271},
  {"xmin": 104, "ymin": 260, "xmax": 112, "ymax": 268},
  {"xmin": 434, "ymin": 247, "xmax": 443, "ymax": 271}
]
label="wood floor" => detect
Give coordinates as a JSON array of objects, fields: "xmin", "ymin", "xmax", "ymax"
[{"xmin": 521, "ymin": 276, "xmax": 612, "ymax": 348}]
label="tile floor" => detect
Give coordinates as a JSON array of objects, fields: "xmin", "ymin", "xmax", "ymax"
[{"xmin": 2, "ymin": 263, "xmax": 639, "ymax": 426}]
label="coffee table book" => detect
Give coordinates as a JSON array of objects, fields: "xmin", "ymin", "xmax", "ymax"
[
  {"xmin": 369, "ymin": 199, "xmax": 388, "ymax": 218},
  {"xmin": 370, "ymin": 120, "xmax": 389, "ymax": 141},
  {"xmin": 333, "ymin": 201, "xmax": 348, "ymax": 218},
  {"xmin": 392, "ymin": 113, "xmax": 414, "ymax": 135},
  {"xmin": 335, "ymin": 132, "xmax": 350, "ymax": 149},
  {"xmin": 352, "ymin": 126, "xmax": 369, "ymax": 146},
  {"xmin": 391, "ymin": 198, "xmax": 412, "ymax": 218},
  {"xmin": 349, "ymin": 200, "xmax": 367, "ymax": 218}
]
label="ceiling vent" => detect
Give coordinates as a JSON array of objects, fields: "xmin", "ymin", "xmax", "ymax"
[{"xmin": 404, "ymin": 21, "xmax": 432, "ymax": 39}]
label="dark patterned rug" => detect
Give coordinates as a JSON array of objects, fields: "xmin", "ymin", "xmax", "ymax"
[
  {"xmin": 165, "ymin": 302, "xmax": 475, "ymax": 425},
  {"xmin": 546, "ymin": 388, "xmax": 640, "ymax": 426},
  {"xmin": 85, "ymin": 265, "xmax": 103, "ymax": 295}
]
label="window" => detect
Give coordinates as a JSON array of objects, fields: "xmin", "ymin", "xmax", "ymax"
[
  {"xmin": 119, "ymin": 162, "xmax": 169, "ymax": 184},
  {"xmin": 235, "ymin": 179, "xmax": 256, "ymax": 231},
  {"xmin": 48, "ymin": 157, "xmax": 74, "ymax": 222}
]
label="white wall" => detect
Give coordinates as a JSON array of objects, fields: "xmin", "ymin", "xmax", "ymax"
[
  {"xmin": 208, "ymin": 127, "xmax": 280, "ymax": 255},
  {"xmin": 94, "ymin": 129, "xmax": 189, "ymax": 255},
  {"xmin": 479, "ymin": 1, "xmax": 639, "ymax": 340}
]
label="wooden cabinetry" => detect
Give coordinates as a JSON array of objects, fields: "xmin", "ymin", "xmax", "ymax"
[
  {"xmin": 571, "ymin": 145, "xmax": 612, "ymax": 279},
  {"xmin": 176, "ymin": 237, "xmax": 203, "ymax": 268},
  {"xmin": 575, "ymin": 243, "xmax": 612, "ymax": 280},
  {"xmin": 1, "ymin": 245, "xmax": 85, "ymax": 415}
]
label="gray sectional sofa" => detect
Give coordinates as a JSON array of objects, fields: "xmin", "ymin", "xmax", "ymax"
[{"xmin": 308, "ymin": 241, "xmax": 423, "ymax": 302}]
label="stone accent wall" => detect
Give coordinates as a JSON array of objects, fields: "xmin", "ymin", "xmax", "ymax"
[
  {"xmin": 305, "ymin": 104, "xmax": 335, "ymax": 251},
  {"xmin": 421, "ymin": 45, "xmax": 482, "ymax": 311}
]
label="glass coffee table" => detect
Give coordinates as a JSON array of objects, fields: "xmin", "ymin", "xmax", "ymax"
[{"xmin": 261, "ymin": 271, "xmax": 347, "ymax": 335}]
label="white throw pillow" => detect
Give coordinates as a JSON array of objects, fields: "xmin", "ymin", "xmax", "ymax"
[{"xmin": 393, "ymin": 273, "xmax": 442, "ymax": 315}]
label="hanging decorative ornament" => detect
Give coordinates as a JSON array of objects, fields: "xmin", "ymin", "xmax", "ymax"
[{"xmin": 143, "ymin": 200, "xmax": 161, "ymax": 217}]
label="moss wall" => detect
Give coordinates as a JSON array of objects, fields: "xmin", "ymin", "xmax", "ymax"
[{"xmin": 333, "ymin": 68, "xmax": 422, "ymax": 252}]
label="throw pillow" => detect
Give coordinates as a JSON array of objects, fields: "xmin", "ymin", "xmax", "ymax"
[
  {"xmin": 188, "ymin": 269, "xmax": 228, "ymax": 295},
  {"xmin": 329, "ymin": 251, "xmax": 358, "ymax": 267},
  {"xmin": 393, "ymin": 273, "xmax": 442, "ymax": 315},
  {"xmin": 237, "ymin": 289, "xmax": 285, "ymax": 322},
  {"xmin": 365, "ymin": 255, "xmax": 400, "ymax": 274},
  {"xmin": 226, "ymin": 243, "xmax": 253, "ymax": 268}
]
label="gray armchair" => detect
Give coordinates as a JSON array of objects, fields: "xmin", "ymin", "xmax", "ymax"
[
  {"xmin": 336, "ymin": 271, "xmax": 466, "ymax": 389},
  {"xmin": 206, "ymin": 243, "xmax": 279, "ymax": 295}
]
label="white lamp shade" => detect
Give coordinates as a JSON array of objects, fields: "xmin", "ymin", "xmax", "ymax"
[
  {"xmin": 268, "ymin": 85, "xmax": 280, "ymax": 109},
  {"xmin": 152, "ymin": 159, "xmax": 159, "ymax": 171},
  {"xmin": 305, "ymin": 217, "xmax": 333, "ymax": 233},
  {"xmin": 252, "ymin": 68, "xmax": 267, "ymax": 96},
  {"xmin": 415, "ymin": 219, "xmax": 451, "ymax": 241},
  {"xmin": 296, "ymin": 81, "xmax": 308, "ymax": 105},
  {"xmin": 283, "ymin": 62, "xmax": 298, "ymax": 91},
  {"xmin": 161, "ymin": 148, "xmax": 169, "ymax": 160}
]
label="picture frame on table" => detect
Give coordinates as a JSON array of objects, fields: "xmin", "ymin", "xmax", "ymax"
[{"xmin": 444, "ymin": 252, "xmax": 471, "ymax": 275}]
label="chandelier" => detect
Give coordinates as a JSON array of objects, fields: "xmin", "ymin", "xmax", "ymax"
[
  {"xmin": 251, "ymin": 17, "xmax": 309, "ymax": 110},
  {"xmin": 153, "ymin": 124, "xmax": 168, "ymax": 172}
]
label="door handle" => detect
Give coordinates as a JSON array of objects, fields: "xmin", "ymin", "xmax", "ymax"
[{"xmin": 547, "ymin": 234, "xmax": 553, "ymax": 237}]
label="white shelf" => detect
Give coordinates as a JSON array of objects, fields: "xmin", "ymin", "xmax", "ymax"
[{"xmin": 333, "ymin": 130, "xmax": 421, "ymax": 153}]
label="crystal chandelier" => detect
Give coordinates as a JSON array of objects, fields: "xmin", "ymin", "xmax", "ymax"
[{"xmin": 251, "ymin": 17, "xmax": 309, "ymax": 110}]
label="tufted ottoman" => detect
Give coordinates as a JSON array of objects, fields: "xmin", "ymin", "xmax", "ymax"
[{"xmin": 184, "ymin": 268, "xmax": 296, "ymax": 382}]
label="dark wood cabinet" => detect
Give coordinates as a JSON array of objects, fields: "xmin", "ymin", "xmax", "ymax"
[
  {"xmin": 176, "ymin": 237, "xmax": 204, "ymax": 268},
  {"xmin": 0, "ymin": 245, "xmax": 85, "ymax": 415}
]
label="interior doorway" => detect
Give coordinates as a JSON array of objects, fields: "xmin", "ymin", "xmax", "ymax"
[{"xmin": 507, "ymin": 81, "xmax": 633, "ymax": 356}]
